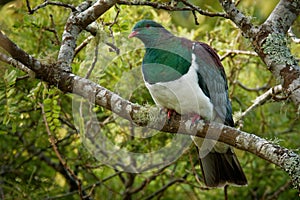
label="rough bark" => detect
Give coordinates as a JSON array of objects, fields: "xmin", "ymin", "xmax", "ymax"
[
  {"xmin": 57, "ymin": 0, "xmax": 117, "ymax": 72},
  {"xmin": 219, "ymin": 0, "xmax": 300, "ymax": 106}
]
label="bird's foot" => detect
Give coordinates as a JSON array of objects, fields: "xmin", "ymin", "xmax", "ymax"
[
  {"xmin": 167, "ymin": 109, "xmax": 176, "ymax": 120},
  {"xmin": 187, "ymin": 113, "xmax": 202, "ymax": 128},
  {"xmin": 191, "ymin": 114, "xmax": 201, "ymax": 124},
  {"xmin": 160, "ymin": 108, "xmax": 176, "ymax": 124}
]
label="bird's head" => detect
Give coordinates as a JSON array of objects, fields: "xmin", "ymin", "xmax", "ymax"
[{"xmin": 128, "ymin": 20, "xmax": 172, "ymax": 46}]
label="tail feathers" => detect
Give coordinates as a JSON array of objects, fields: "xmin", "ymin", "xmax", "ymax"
[{"xmin": 199, "ymin": 149, "xmax": 247, "ymax": 187}]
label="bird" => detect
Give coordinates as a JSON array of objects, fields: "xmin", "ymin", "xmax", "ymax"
[{"xmin": 128, "ymin": 19, "xmax": 247, "ymax": 187}]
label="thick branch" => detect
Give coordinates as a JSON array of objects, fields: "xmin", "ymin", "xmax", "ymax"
[
  {"xmin": 219, "ymin": 0, "xmax": 300, "ymax": 106},
  {"xmin": 218, "ymin": 0, "xmax": 255, "ymax": 38},
  {"xmin": 57, "ymin": 0, "xmax": 117, "ymax": 72},
  {"xmin": 0, "ymin": 31, "xmax": 42, "ymax": 71},
  {"xmin": 263, "ymin": 0, "xmax": 299, "ymax": 34}
]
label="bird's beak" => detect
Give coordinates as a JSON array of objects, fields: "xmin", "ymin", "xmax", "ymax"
[{"xmin": 128, "ymin": 31, "xmax": 138, "ymax": 38}]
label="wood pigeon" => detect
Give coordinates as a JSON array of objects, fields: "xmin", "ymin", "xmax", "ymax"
[{"xmin": 129, "ymin": 19, "xmax": 247, "ymax": 187}]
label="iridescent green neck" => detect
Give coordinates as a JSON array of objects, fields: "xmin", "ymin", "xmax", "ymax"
[{"xmin": 142, "ymin": 47, "xmax": 191, "ymax": 84}]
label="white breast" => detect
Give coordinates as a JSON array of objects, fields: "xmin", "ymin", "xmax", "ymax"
[{"xmin": 145, "ymin": 54, "xmax": 214, "ymax": 120}]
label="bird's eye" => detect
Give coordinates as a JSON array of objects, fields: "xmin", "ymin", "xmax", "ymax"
[{"xmin": 146, "ymin": 24, "xmax": 150, "ymax": 28}]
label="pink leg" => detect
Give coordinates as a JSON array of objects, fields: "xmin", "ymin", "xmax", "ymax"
[
  {"xmin": 167, "ymin": 109, "xmax": 174, "ymax": 119},
  {"xmin": 190, "ymin": 113, "xmax": 202, "ymax": 124},
  {"xmin": 160, "ymin": 108, "xmax": 176, "ymax": 120}
]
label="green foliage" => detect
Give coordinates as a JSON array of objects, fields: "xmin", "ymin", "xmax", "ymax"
[
  {"xmin": 43, "ymin": 89, "xmax": 62, "ymax": 132},
  {"xmin": 0, "ymin": 0, "xmax": 299, "ymax": 200},
  {"xmin": 0, "ymin": 69, "xmax": 17, "ymax": 126}
]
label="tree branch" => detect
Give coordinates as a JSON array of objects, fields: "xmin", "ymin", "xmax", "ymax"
[
  {"xmin": 26, "ymin": 0, "xmax": 77, "ymax": 14},
  {"xmin": 220, "ymin": 49, "xmax": 258, "ymax": 61},
  {"xmin": 39, "ymin": 102, "xmax": 89, "ymax": 199},
  {"xmin": 143, "ymin": 175, "xmax": 186, "ymax": 200},
  {"xmin": 288, "ymin": 27, "xmax": 300, "ymax": 44},
  {"xmin": 129, "ymin": 164, "xmax": 171, "ymax": 194},
  {"xmin": 0, "ymin": 31, "xmax": 42, "ymax": 72},
  {"xmin": 0, "ymin": 52, "xmax": 35, "ymax": 76},
  {"xmin": 236, "ymin": 85, "xmax": 282, "ymax": 121},
  {"xmin": 178, "ymin": 0, "xmax": 227, "ymax": 18},
  {"xmin": 57, "ymin": 0, "xmax": 117, "ymax": 72},
  {"xmin": 235, "ymin": 80, "xmax": 270, "ymax": 92},
  {"xmin": 117, "ymin": 0, "xmax": 227, "ymax": 18},
  {"xmin": 266, "ymin": 180, "xmax": 293, "ymax": 200},
  {"xmin": 219, "ymin": 0, "xmax": 300, "ymax": 107}
]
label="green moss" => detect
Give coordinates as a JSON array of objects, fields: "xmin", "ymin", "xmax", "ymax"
[
  {"xmin": 283, "ymin": 152, "xmax": 300, "ymax": 190},
  {"xmin": 263, "ymin": 33, "xmax": 297, "ymax": 66},
  {"xmin": 132, "ymin": 104, "xmax": 157, "ymax": 126}
]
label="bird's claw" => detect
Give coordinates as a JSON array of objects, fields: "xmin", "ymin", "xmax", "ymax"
[
  {"xmin": 189, "ymin": 113, "xmax": 202, "ymax": 128},
  {"xmin": 167, "ymin": 110, "xmax": 175, "ymax": 119},
  {"xmin": 160, "ymin": 108, "xmax": 176, "ymax": 125}
]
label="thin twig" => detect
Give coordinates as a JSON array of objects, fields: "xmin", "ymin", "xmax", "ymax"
[
  {"xmin": 45, "ymin": 172, "xmax": 123, "ymax": 200},
  {"xmin": 105, "ymin": 5, "xmax": 121, "ymax": 54},
  {"xmin": 117, "ymin": 0, "xmax": 227, "ymax": 18},
  {"xmin": 288, "ymin": 27, "xmax": 300, "ymax": 44},
  {"xmin": 26, "ymin": 0, "xmax": 32, "ymax": 13},
  {"xmin": 179, "ymin": 0, "xmax": 227, "ymax": 18},
  {"xmin": 143, "ymin": 175, "xmax": 187, "ymax": 200},
  {"xmin": 129, "ymin": 164, "xmax": 171, "ymax": 194},
  {"xmin": 49, "ymin": 14, "xmax": 60, "ymax": 45},
  {"xmin": 235, "ymin": 80, "xmax": 270, "ymax": 92},
  {"xmin": 220, "ymin": 49, "xmax": 258, "ymax": 61},
  {"xmin": 188, "ymin": 150, "xmax": 203, "ymax": 185},
  {"xmin": 266, "ymin": 181, "xmax": 292, "ymax": 200},
  {"xmin": 276, "ymin": 116, "xmax": 299, "ymax": 135},
  {"xmin": 16, "ymin": 75, "xmax": 30, "ymax": 81},
  {"xmin": 237, "ymin": 85, "xmax": 283, "ymax": 121},
  {"xmin": 74, "ymin": 36, "xmax": 94, "ymax": 57},
  {"xmin": 235, "ymin": 0, "xmax": 242, "ymax": 6},
  {"xmin": 0, "ymin": 52, "xmax": 35, "ymax": 76},
  {"xmin": 39, "ymin": 102, "xmax": 84, "ymax": 199},
  {"xmin": 105, "ymin": 42, "xmax": 120, "ymax": 54},
  {"xmin": 85, "ymin": 41, "xmax": 99, "ymax": 79},
  {"xmin": 192, "ymin": 10, "xmax": 199, "ymax": 25},
  {"xmin": 28, "ymin": 0, "xmax": 77, "ymax": 14}
]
